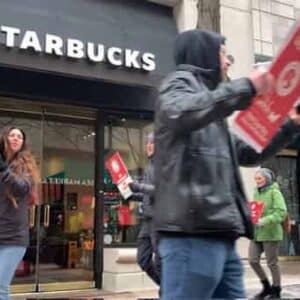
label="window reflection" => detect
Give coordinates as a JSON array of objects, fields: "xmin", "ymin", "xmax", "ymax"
[
  {"xmin": 104, "ymin": 117, "xmax": 153, "ymax": 246},
  {"xmin": 42, "ymin": 118, "xmax": 95, "ymax": 274}
]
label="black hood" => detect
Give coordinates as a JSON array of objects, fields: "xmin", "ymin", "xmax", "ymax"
[{"xmin": 174, "ymin": 29, "xmax": 225, "ymax": 88}]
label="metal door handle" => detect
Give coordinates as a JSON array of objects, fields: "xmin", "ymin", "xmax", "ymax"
[
  {"xmin": 44, "ymin": 204, "xmax": 50, "ymax": 227},
  {"xmin": 29, "ymin": 206, "xmax": 36, "ymax": 228}
]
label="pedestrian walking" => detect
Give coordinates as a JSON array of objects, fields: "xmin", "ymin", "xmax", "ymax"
[
  {"xmin": 0, "ymin": 127, "xmax": 40, "ymax": 300},
  {"xmin": 249, "ymin": 168, "xmax": 287, "ymax": 299},
  {"xmin": 130, "ymin": 133, "xmax": 161, "ymax": 286},
  {"xmin": 153, "ymin": 28, "xmax": 300, "ymax": 300}
]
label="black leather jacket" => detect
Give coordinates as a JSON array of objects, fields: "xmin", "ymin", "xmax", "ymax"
[{"xmin": 154, "ymin": 65, "xmax": 299, "ymax": 239}]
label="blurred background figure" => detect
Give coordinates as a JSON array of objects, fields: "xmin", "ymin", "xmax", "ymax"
[
  {"xmin": 249, "ymin": 168, "xmax": 287, "ymax": 299},
  {"xmin": 130, "ymin": 132, "xmax": 160, "ymax": 288}
]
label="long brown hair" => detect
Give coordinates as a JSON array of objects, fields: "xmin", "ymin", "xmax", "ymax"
[{"xmin": 0, "ymin": 126, "xmax": 40, "ymax": 208}]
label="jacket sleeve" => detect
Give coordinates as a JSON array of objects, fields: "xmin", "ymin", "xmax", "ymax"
[
  {"xmin": 0, "ymin": 167, "xmax": 32, "ymax": 197},
  {"xmin": 235, "ymin": 119, "xmax": 300, "ymax": 167},
  {"xmin": 134, "ymin": 183, "xmax": 155, "ymax": 196},
  {"xmin": 158, "ymin": 74, "xmax": 256, "ymax": 133},
  {"xmin": 130, "ymin": 181, "xmax": 155, "ymax": 196},
  {"xmin": 261, "ymin": 190, "xmax": 287, "ymax": 225},
  {"xmin": 130, "ymin": 192, "xmax": 144, "ymax": 202}
]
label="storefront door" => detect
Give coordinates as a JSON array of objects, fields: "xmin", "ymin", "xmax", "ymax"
[
  {"xmin": 0, "ymin": 99, "xmax": 97, "ymax": 293},
  {"xmin": 102, "ymin": 114, "xmax": 153, "ymax": 247},
  {"xmin": 1, "ymin": 99, "xmax": 154, "ymax": 294},
  {"xmin": 37, "ymin": 114, "xmax": 96, "ymax": 292}
]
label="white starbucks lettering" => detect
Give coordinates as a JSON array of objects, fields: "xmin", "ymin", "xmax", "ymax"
[
  {"xmin": 125, "ymin": 49, "xmax": 141, "ymax": 69},
  {"xmin": 45, "ymin": 34, "xmax": 64, "ymax": 56},
  {"xmin": 87, "ymin": 42, "xmax": 105, "ymax": 62},
  {"xmin": 67, "ymin": 38, "xmax": 85, "ymax": 59},
  {"xmin": 142, "ymin": 52, "xmax": 156, "ymax": 71},
  {"xmin": 0, "ymin": 25, "xmax": 156, "ymax": 71},
  {"xmin": 107, "ymin": 47, "xmax": 122, "ymax": 66},
  {"xmin": 20, "ymin": 30, "xmax": 42, "ymax": 52},
  {"xmin": 1, "ymin": 25, "xmax": 20, "ymax": 47}
]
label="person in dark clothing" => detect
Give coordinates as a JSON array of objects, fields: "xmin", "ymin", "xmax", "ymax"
[
  {"xmin": 154, "ymin": 29, "xmax": 300, "ymax": 300},
  {"xmin": 130, "ymin": 133, "xmax": 161, "ymax": 286},
  {"xmin": 0, "ymin": 127, "xmax": 40, "ymax": 300}
]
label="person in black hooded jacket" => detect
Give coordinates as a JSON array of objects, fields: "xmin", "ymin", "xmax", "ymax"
[{"xmin": 154, "ymin": 29, "xmax": 300, "ymax": 300}]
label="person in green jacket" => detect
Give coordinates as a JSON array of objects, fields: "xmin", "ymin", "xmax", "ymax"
[{"xmin": 249, "ymin": 168, "xmax": 287, "ymax": 299}]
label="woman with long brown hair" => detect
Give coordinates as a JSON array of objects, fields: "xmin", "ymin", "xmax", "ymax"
[{"xmin": 0, "ymin": 127, "xmax": 40, "ymax": 299}]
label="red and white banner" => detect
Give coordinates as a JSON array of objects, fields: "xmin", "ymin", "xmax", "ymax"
[
  {"xmin": 248, "ymin": 201, "xmax": 265, "ymax": 224},
  {"xmin": 105, "ymin": 152, "xmax": 133, "ymax": 199},
  {"xmin": 233, "ymin": 22, "xmax": 300, "ymax": 152}
]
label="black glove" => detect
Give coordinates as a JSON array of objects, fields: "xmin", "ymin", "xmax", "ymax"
[
  {"xmin": 296, "ymin": 103, "xmax": 300, "ymax": 114},
  {"xmin": 0, "ymin": 152, "xmax": 8, "ymax": 172}
]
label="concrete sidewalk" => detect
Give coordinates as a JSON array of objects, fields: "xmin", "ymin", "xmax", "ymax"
[{"xmin": 12, "ymin": 260, "xmax": 300, "ymax": 299}]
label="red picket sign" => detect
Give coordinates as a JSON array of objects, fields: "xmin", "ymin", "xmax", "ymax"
[
  {"xmin": 233, "ymin": 22, "xmax": 300, "ymax": 152},
  {"xmin": 248, "ymin": 201, "xmax": 265, "ymax": 224},
  {"xmin": 105, "ymin": 152, "xmax": 129, "ymax": 185},
  {"xmin": 118, "ymin": 205, "xmax": 131, "ymax": 226},
  {"xmin": 105, "ymin": 152, "xmax": 133, "ymax": 199}
]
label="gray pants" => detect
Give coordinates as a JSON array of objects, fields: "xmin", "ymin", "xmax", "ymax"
[{"xmin": 248, "ymin": 241, "xmax": 281, "ymax": 286}]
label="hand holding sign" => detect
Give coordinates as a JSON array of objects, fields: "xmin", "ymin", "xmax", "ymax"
[
  {"xmin": 288, "ymin": 102, "xmax": 300, "ymax": 125},
  {"xmin": 248, "ymin": 201, "xmax": 265, "ymax": 224},
  {"xmin": 233, "ymin": 22, "xmax": 300, "ymax": 152},
  {"xmin": 248, "ymin": 68, "xmax": 274, "ymax": 96}
]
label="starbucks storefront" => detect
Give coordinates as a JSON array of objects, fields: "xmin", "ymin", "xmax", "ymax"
[{"xmin": 0, "ymin": 0, "xmax": 177, "ymax": 295}]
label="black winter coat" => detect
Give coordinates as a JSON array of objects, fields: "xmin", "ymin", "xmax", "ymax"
[{"xmin": 154, "ymin": 65, "xmax": 299, "ymax": 239}]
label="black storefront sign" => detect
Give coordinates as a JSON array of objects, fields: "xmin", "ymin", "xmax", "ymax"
[
  {"xmin": 0, "ymin": 0, "xmax": 177, "ymax": 292},
  {"xmin": 0, "ymin": 24, "xmax": 156, "ymax": 72},
  {"xmin": 0, "ymin": 0, "xmax": 177, "ymax": 111}
]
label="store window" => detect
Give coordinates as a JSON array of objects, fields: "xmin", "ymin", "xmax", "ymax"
[
  {"xmin": 103, "ymin": 116, "xmax": 153, "ymax": 246},
  {"xmin": 0, "ymin": 99, "xmax": 97, "ymax": 290},
  {"xmin": 40, "ymin": 115, "xmax": 96, "ymax": 278}
]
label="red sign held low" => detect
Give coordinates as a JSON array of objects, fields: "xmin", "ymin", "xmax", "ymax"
[{"xmin": 248, "ymin": 201, "xmax": 265, "ymax": 224}]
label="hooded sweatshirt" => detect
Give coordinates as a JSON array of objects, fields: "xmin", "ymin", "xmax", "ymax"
[{"xmin": 174, "ymin": 29, "xmax": 225, "ymax": 89}]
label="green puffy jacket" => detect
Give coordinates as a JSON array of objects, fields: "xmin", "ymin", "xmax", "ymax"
[{"xmin": 253, "ymin": 182, "xmax": 287, "ymax": 241}]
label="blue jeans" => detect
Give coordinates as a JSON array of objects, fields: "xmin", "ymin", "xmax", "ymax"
[
  {"xmin": 158, "ymin": 236, "xmax": 245, "ymax": 300},
  {"xmin": 0, "ymin": 246, "xmax": 26, "ymax": 300}
]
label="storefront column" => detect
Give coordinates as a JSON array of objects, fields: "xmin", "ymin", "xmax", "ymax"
[
  {"xmin": 94, "ymin": 110, "xmax": 105, "ymax": 288},
  {"xmin": 173, "ymin": 0, "xmax": 198, "ymax": 32}
]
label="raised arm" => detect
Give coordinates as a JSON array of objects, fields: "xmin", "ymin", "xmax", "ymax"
[{"xmin": 158, "ymin": 72, "xmax": 256, "ymax": 134}]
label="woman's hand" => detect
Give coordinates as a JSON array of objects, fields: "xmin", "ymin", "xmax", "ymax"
[{"xmin": 256, "ymin": 218, "xmax": 265, "ymax": 227}]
